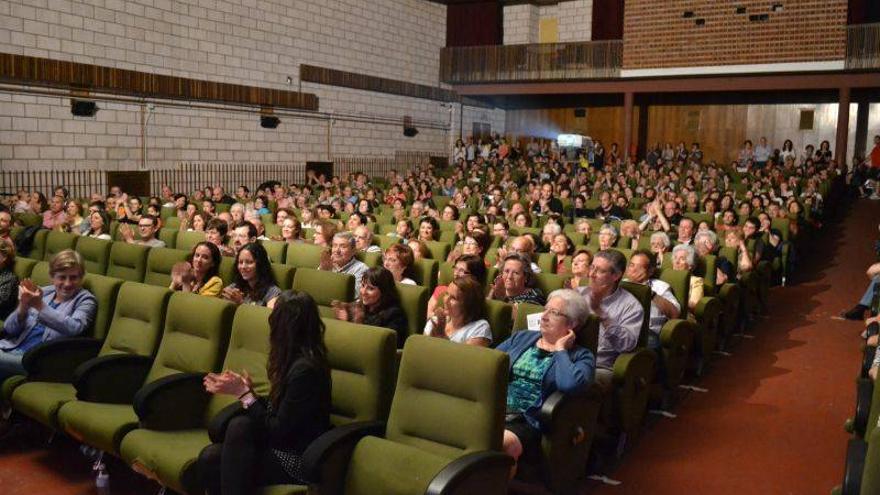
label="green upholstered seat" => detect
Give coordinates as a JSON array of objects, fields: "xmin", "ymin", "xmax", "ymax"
[
  {"xmin": 260, "ymin": 240, "xmax": 288, "ymax": 264},
  {"xmin": 484, "ymin": 299, "xmax": 513, "ymax": 347},
  {"xmin": 11, "ymin": 282, "xmax": 164, "ymax": 430},
  {"xmin": 285, "ymin": 242, "xmax": 325, "ymax": 269},
  {"xmin": 29, "ymin": 229, "xmax": 49, "ymax": 260},
  {"xmin": 316, "ymin": 335, "xmax": 511, "ymax": 495},
  {"xmin": 29, "ymin": 261, "xmax": 52, "ymax": 288},
  {"xmin": 355, "ymin": 250, "xmax": 382, "ymax": 268},
  {"xmin": 12, "ymin": 257, "xmax": 37, "ymax": 280},
  {"xmin": 292, "ymin": 268, "xmax": 354, "ymax": 316},
  {"xmin": 43, "ymin": 231, "xmax": 78, "ymax": 261},
  {"xmin": 75, "ymin": 236, "xmax": 112, "ymax": 275},
  {"xmin": 176, "ymin": 231, "xmax": 206, "ymax": 254},
  {"xmin": 270, "ymin": 263, "xmax": 296, "ymax": 290},
  {"xmin": 158, "ymin": 228, "xmax": 178, "ymax": 249},
  {"xmin": 535, "ymin": 273, "xmax": 568, "ymax": 296},
  {"xmin": 411, "ymin": 258, "xmax": 438, "ymax": 289},
  {"xmin": 536, "ymin": 253, "xmax": 557, "ymax": 274},
  {"xmin": 106, "ymin": 242, "xmax": 150, "ymax": 282},
  {"xmin": 57, "ymin": 292, "xmax": 234, "ymax": 456},
  {"xmin": 395, "ymin": 283, "xmax": 429, "ymax": 343},
  {"xmin": 424, "ymin": 241, "xmax": 451, "ymax": 261},
  {"xmin": 218, "ymin": 256, "xmax": 236, "ymax": 285},
  {"xmin": 144, "ymin": 248, "xmax": 189, "ymax": 287}
]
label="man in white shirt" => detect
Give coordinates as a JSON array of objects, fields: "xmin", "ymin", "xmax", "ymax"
[{"xmin": 624, "ymin": 250, "xmax": 681, "ymax": 349}]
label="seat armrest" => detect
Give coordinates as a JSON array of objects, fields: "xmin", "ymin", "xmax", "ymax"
[
  {"xmin": 74, "ymin": 354, "xmax": 153, "ymax": 403},
  {"xmin": 659, "ymin": 318, "xmax": 696, "ymax": 350},
  {"xmin": 693, "ymin": 296, "xmax": 721, "ymax": 323},
  {"xmin": 861, "ymin": 344, "xmax": 876, "ymax": 379},
  {"xmin": 425, "ymin": 451, "xmax": 513, "ymax": 495},
  {"xmin": 22, "ymin": 337, "xmax": 103, "ymax": 382},
  {"xmin": 538, "ymin": 385, "xmax": 603, "ymax": 430},
  {"xmin": 842, "ymin": 437, "xmax": 868, "ymax": 495},
  {"xmin": 132, "ymin": 372, "xmax": 210, "ymax": 430},
  {"xmin": 612, "ymin": 348, "xmax": 656, "ymax": 385},
  {"xmin": 208, "ymin": 402, "xmax": 245, "ymax": 443},
  {"xmin": 301, "ymin": 420, "xmax": 386, "ymax": 489},
  {"xmin": 853, "ymin": 378, "xmax": 873, "ymax": 438}
]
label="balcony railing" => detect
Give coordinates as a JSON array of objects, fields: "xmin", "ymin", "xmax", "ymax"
[
  {"xmin": 440, "ymin": 40, "xmax": 622, "ymax": 84},
  {"xmin": 846, "ymin": 22, "xmax": 880, "ymax": 70}
]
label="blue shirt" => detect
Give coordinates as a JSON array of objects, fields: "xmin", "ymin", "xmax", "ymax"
[{"xmin": 16, "ymin": 300, "xmax": 60, "ymax": 352}]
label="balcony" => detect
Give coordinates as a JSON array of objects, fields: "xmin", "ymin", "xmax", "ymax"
[
  {"xmin": 846, "ymin": 22, "xmax": 880, "ymax": 70},
  {"xmin": 440, "ymin": 40, "xmax": 622, "ymax": 84}
]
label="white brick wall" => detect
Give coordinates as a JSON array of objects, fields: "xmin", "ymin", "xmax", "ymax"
[
  {"xmin": 504, "ymin": 0, "xmax": 592, "ymax": 45},
  {"xmin": 0, "ymin": 0, "xmax": 505, "ymax": 172}
]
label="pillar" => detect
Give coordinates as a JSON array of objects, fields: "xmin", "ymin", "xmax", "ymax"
[
  {"xmin": 835, "ymin": 86, "xmax": 851, "ymax": 166},
  {"xmin": 855, "ymin": 99, "xmax": 870, "ymax": 161},
  {"xmin": 623, "ymin": 91, "xmax": 634, "ymax": 160}
]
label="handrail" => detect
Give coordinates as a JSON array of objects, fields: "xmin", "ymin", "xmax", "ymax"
[
  {"xmin": 440, "ymin": 40, "xmax": 622, "ymax": 83},
  {"xmin": 846, "ymin": 23, "xmax": 880, "ymax": 70}
]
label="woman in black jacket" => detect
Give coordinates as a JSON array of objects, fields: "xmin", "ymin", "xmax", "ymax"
[
  {"xmin": 198, "ymin": 290, "xmax": 331, "ymax": 494},
  {"xmin": 333, "ymin": 267, "xmax": 409, "ymax": 347}
]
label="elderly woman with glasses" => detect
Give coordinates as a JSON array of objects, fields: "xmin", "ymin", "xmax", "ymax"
[
  {"xmin": 497, "ymin": 289, "xmax": 596, "ymax": 476},
  {"xmin": 671, "ymin": 244, "xmax": 703, "ymax": 312},
  {"xmin": 489, "ymin": 253, "xmax": 545, "ymax": 306}
]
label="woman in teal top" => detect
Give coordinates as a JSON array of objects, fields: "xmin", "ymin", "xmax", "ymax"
[{"xmin": 496, "ymin": 288, "xmax": 595, "ymax": 476}]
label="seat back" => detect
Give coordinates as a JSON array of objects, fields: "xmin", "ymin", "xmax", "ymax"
[
  {"xmin": 324, "ymin": 318, "xmax": 397, "ymax": 426},
  {"xmin": 75, "ymin": 237, "xmax": 112, "ymax": 275},
  {"xmin": 386, "ymin": 335, "xmax": 508, "ymax": 458},
  {"xmin": 355, "ymin": 251, "xmax": 382, "ymax": 268},
  {"xmin": 30, "ymin": 261, "xmax": 52, "ymax": 287},
  {"xmin": 12, "ymin": 257, "xmax": 38, "ymax": 280},
  {"xmin": 535, "ymin": 273, "xmax": 568, "ymax": 296},
  {"xmin": 218, "ymin": 256, "xmax": 236, "ymax": 285},
  {"xmin": 425, "ymin": 241, "xmax": 451, "ymax": 261},
  {"xmin": 693, "ymin": 254, "xmax": 718, "ymax": 295},
  {"xmin": 395, "ymin": 283, "xmax": 429, "ymax": 340},
  {"xmin": 82, "ymin": 274, "xmax": 125, "ymax": 341},
  {"xmin": 107, "ymin": 242, "xmax": 150, "ymax": 282},
  {"xmin": 512, "ymin": 302, "xmax": 545, "ymax": 332},
  {"xmin": 292, "ymin": 268, "xmax": 355, "ymax": 307},
  {"xmin": 485, "ymin": 299, "xmax": 513, "ymax": 345},
  {"xmin": 44, "ymin": 232, "xmax": 78, "ymax": 261},
  {"xmin": 144, "ymin": 248, "xmax": 189, "ymax": 287},
  {"xmin": 285, "ymin": 242, "xmax": 325, "ymax": 269},
  {"xmin": 144, "ymin": 293, "xmax": 235, "ymax": 383},
  {"xmin": 270, "ymin": 263, "xmax": 296, "ymax": 290},
  {"xmin": 99, "ymin": 283, "xmax": 171, "ymax": 357},
  {"xmin": 30, "ymin": 230, "xmax": 49, "ymax": 260},
  {"xmin": 411, "ymin": 258, "xmax": 438, "ymax": 289},
  {"xmin": 536, "ymin": 253, "xmax": 556, "ymax": 274},
  {"xmin": 658, "ymin": 268, "xmax": 691, "ymax": 319},
  {"xmin": 205, "ymin": 305, "xmax": 273, "ymax": 423},
  {"xmin": 259, "ymin": 240, "xmax": 288, "ymax": 264},
  {"xmin": 158, "ymin": 229, "xmax": 178, "ymax": 249},
  {"xmin": 176, "ymin": 231, "xmax": 206, "ymax": 253}
]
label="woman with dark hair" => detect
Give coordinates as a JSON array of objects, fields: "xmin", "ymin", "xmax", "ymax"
[
  {"xmin": 85, "ymin": 210, "xmax": 112, "ymax": 240},
  {"xmin": 222, "ymin": 243, "xmax": 281, "ymax": 308},
  {"xmin": 424, "ymin": 276, "xmax": 491, "ymax": 347},
  {"xmin": 417, "ymin": 217, "xmax": 440, "ymax": 243},
  {"xmin": 170, "ymin": 241, "xmax": 223, "ymax": 296},
  {"xmin": 489, "ymin": 254, "xmax": 545, "ymax": 305},
  {"xmin": 426, "ymin": 255, "xmax": 487, "ymax": 318},
  {"xmin": 550, "ymin": 234, "xmax": 575, "ymax": 274},
  {"xmin": 198, "ymin": 290, "xmax": 331, "ymax": 492},
  {"xmin": 333, "ymin": 267, "xmax": 409, "ymax": 347},
  {"xmin": 277, "ymin": 217, "xmax": 304, "ymax": 244}
]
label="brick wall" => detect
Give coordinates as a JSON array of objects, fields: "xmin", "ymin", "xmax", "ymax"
[
  {"xmin": 504, "ymin": 1, "xmax": 593, "ymax": 45},
  {"xmin": 0, "ymin": 0, "xmax": 505, "ymax": 172},
  {"xmin": 623, "ymin": 0, "xmax": 847, "ymax": 69}
]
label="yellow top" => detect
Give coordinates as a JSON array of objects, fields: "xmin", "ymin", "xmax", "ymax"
[{"xmin": 198, "ymin": 276, "xmax": 224, "ymax": 297}]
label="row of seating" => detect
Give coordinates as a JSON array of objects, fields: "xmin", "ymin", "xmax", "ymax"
[{"xmin": 2, "ymin": 277, "xmax": 515, "ymax": 494}]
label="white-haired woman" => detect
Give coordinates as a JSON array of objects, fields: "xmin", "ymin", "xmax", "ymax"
[
  {"xmin": 671, "ymin": 244, "xmax": 703, "ymax": 312},
  {"xmin": 649, "ymin": 231, "xmax": 672, "ymax": 268},
  {"xmin": 597, "ymin": 224, "xmax": 618, "ymax": 251},
  {"xmin": 497, "ymin": 289, "xmax": 596, "ymax": 477}
]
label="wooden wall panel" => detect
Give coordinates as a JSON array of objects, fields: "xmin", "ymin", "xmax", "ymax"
[{"xmin": 646, "ymin": 105, "xmax": 748, "ymax": 164}]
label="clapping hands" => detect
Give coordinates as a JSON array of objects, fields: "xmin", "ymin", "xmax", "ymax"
[{"xmin": 204, "ymin": 370, "xmax": 252, "ymax": 397}]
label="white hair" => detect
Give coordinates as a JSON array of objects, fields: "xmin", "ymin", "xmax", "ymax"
[{"xmin": 547, "ymin": 289, "xmax": 591, "ymax": 329}]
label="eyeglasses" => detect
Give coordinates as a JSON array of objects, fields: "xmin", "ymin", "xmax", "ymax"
[{"xmin": 544, "ymin": 308, "xmax": 569, "ymax": 320}]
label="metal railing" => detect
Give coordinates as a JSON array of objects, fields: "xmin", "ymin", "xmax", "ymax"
[
  {"xmin": 440, "ymin": 40, "xmax": 622, "ymax": 83},
  {"xmin": 846, "ymin": 22, "xmax": 880, "ymax": 70},
  {"xmin": 0, "ymin": 169, "xmax": 107, "ymax": 199},
  {"xmin": 151, "ymin": 163, "xmax": 303, "ymax": 196}
]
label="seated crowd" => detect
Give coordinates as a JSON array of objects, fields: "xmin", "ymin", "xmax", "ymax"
[{"xmin": 0, "ymin": 133, "xmax": 844, "ymax": 491}]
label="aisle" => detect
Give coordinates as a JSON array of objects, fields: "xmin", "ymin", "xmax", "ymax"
[{"xmin": 585, "ymin": 200, "xmax": 880, "ymax": 495}]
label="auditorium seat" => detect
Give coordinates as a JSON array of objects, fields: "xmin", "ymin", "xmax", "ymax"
[
  {"xmin": 270, "ymin": 263, "xmax": 295, "ymax": 290},
  {"xmin": 29, "ymin": 229, "xmax": 49, "ymax": 260},
  {"xmin": 425, "ymin": 240, "xmax": 451, "ymax": 261},
  {"xmin": 106, "ymin": 242, "xmax": 149, "ymax": 282},
  {"xmin": 12, "ymin": 256, "xmax": 37, "ymax": 281},
  {"xmin": 143, "ymin": 248, "xmax": 189, "ymax": 287},
  {"xmin": 292, "ymin": 268, "xmax": 354, "ymax": 317},
  {"xmin": 535, "ymin": 272, "xmax": 568, "ymax": 296},
  {"xmin": 57, "ymin": 293, "xmax": 234, "ymax": 456},
  {"xmin": 304, "ymin": 335, "xmax": 511, "ymax": 495},
  {"xmin": 260, "ymin": 239, "xmax": 288, "ymax": 264},
  {"xmin": 158, "ymin": 229, "xmax": 178, "ymax": 249},
  {"xmin": 9, "ymin": 281, "xmax": 162, "ymax": 431},
  {"xmin": 655, "ymin": 268, "xmax": 697, "ymax": 394},
  {"xmin": 410, "ymin": 258, "xmax": 438, "ymax": 289},
  {"xmin": 176, "ymin": 231, "xmax": 206, "ymax": 254},
  {"xmin": 355, "ymin": 250, "xmax": 382, "ymax": 268},
  {"xmin": 119, "ymin": 304, "xmax": 271, "ymax": 495},
  {"xmin": 536, "ymin": 253, "xmax": 557, "ymax": 274},
  {"xmin": 395, "ymin": 282, "xmax": 429, "ymax": 343},
  {"xmin": 285, "ymin": 242, "xmax": 325, "ymax": 269},
  {"xmin": 29, "ymin": 261, "xmax": 51, "ymax": 286},
  {"xmin": 76, "ymin": 237, "xmax": 112, "ymax": 275},
  {"xmin": 484, "ymin": 299, "xmax": 513, "ymax": 345},
  {"xmin": 43, "ymin": 231, "xmax": 78, "ymax": 261}
]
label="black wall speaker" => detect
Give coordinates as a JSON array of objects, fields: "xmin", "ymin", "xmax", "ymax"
[
  {"xmin": 574, "ymin": 108, "xmax": 586, "ymax": 118},
  {"xmin": 71, "ymin": 100, "xmax": 98, "ymax": 117},
  {"xmin": 260, "ymin": 115, "xmax": 280, "ymax": 128},
  {"xmin": 403, "ymin": 115, "xmax": 418, "ymax": 137}
]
